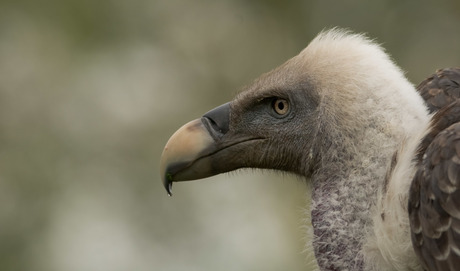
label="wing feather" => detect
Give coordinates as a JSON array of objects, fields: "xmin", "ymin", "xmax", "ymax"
[
  {"xmin": 410, "ymin": 68, "xmax": 460, "ymax": 270},
  {"xmin": 417, "ymin": 68, "xmax": 460, "ymax": 113},
  {"xmin": 409, "ymin": 118, "xmax": 460, "ymax": 270}
]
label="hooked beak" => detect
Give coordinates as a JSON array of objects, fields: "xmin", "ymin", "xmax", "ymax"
[
  {"xmin": 160, "ymin": 102, "xmax": 264, "ymax": 195},
  {"xmin": 160, "ymin": 118, "xmax": 214, "ymax": 195}
]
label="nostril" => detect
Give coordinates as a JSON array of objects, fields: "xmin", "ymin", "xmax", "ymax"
[
  {"xmin": 202, "ymin": 102, "xmax": 230, "ymax": 135},
  {"xmin": 206, "ymin": 118, "xmax": 222, "ymax": 133}
]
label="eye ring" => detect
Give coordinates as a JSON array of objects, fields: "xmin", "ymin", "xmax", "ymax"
[{"xmin": 272, "ymin": 98, "xmax": 289, "ymax": 115}]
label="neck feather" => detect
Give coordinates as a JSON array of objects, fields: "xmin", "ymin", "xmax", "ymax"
[{"xmin": 309, "ymin": 112, "xmax": 403, "ymax": 270}]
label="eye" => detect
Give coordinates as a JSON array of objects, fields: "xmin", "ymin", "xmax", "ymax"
[{"xmin": 272, "ymin": 98, "xmax": 289, "ymax": 115}]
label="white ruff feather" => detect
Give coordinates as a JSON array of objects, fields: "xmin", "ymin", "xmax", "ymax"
[{"xmin": 295, "ymin": 29, "xmax": 429, "ymax": 270}]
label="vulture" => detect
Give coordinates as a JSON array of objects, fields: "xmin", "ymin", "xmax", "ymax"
[{"xmin": 159, "ymin": 29, "xmax": 460, "ymax": 271}]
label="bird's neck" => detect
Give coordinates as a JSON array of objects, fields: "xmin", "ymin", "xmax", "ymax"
[
  {"xmin": 309, "ymin": 126, "xmax": 398, "ymax": 270},
  {"xmin": 311, "ymin": 170, "xmax": 380, "ymax": 270}
]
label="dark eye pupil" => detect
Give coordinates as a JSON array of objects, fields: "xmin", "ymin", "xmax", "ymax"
[{"xmin": 278, "ymin": 102, "xmax": 284, "ymax": 110}]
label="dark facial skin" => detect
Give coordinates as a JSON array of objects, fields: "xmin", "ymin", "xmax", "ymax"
[{"xmin": 160, "ymin": 65, "xmax": 321, "ymax": 195}]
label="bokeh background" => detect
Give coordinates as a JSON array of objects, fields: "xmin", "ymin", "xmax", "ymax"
[{"xmin": 1, "ymin": 0, "xmax": 460, "ymax": 270}]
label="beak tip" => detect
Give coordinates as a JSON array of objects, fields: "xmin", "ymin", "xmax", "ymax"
[
  {"xmin": 163, "ymin": 173, "xmax": 173, "ymax": 196},
  {"xmin": 167, "ymin": 183, "xmax": 173, "ymax": 197}
]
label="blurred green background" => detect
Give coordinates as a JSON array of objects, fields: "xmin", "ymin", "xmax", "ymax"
[{"xmin": 1, "ymin": 0, "xmax": 459, "ymax": 270}]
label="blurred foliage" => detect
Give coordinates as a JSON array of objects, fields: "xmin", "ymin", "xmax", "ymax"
[{"xmin": 0, "ymin": 0, "xmax": 459, "ymax": 270}]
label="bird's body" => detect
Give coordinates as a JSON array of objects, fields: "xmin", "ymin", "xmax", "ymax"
[{"xmin": 160, "ymin": 29, "xmax": 460, "ymax": 270}]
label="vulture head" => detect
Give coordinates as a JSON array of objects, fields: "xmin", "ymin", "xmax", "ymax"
[{"xmin": 160, "ymin": 29, "xmax": 460, "ymax": 270}]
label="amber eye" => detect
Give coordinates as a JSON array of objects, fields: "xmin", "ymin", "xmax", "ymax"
[{"xmin": 272, "ymin": 98, "xmax": 289, "ymax": 115}]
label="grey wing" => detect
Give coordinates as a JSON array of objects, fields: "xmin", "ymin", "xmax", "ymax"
[
  {"xmin": 409, "ymin": 103, "xmax": 460, "ymax": 270},
  {"xmin": 416, "ymin": 68, "xmax": 460, "ymax": 114}
]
